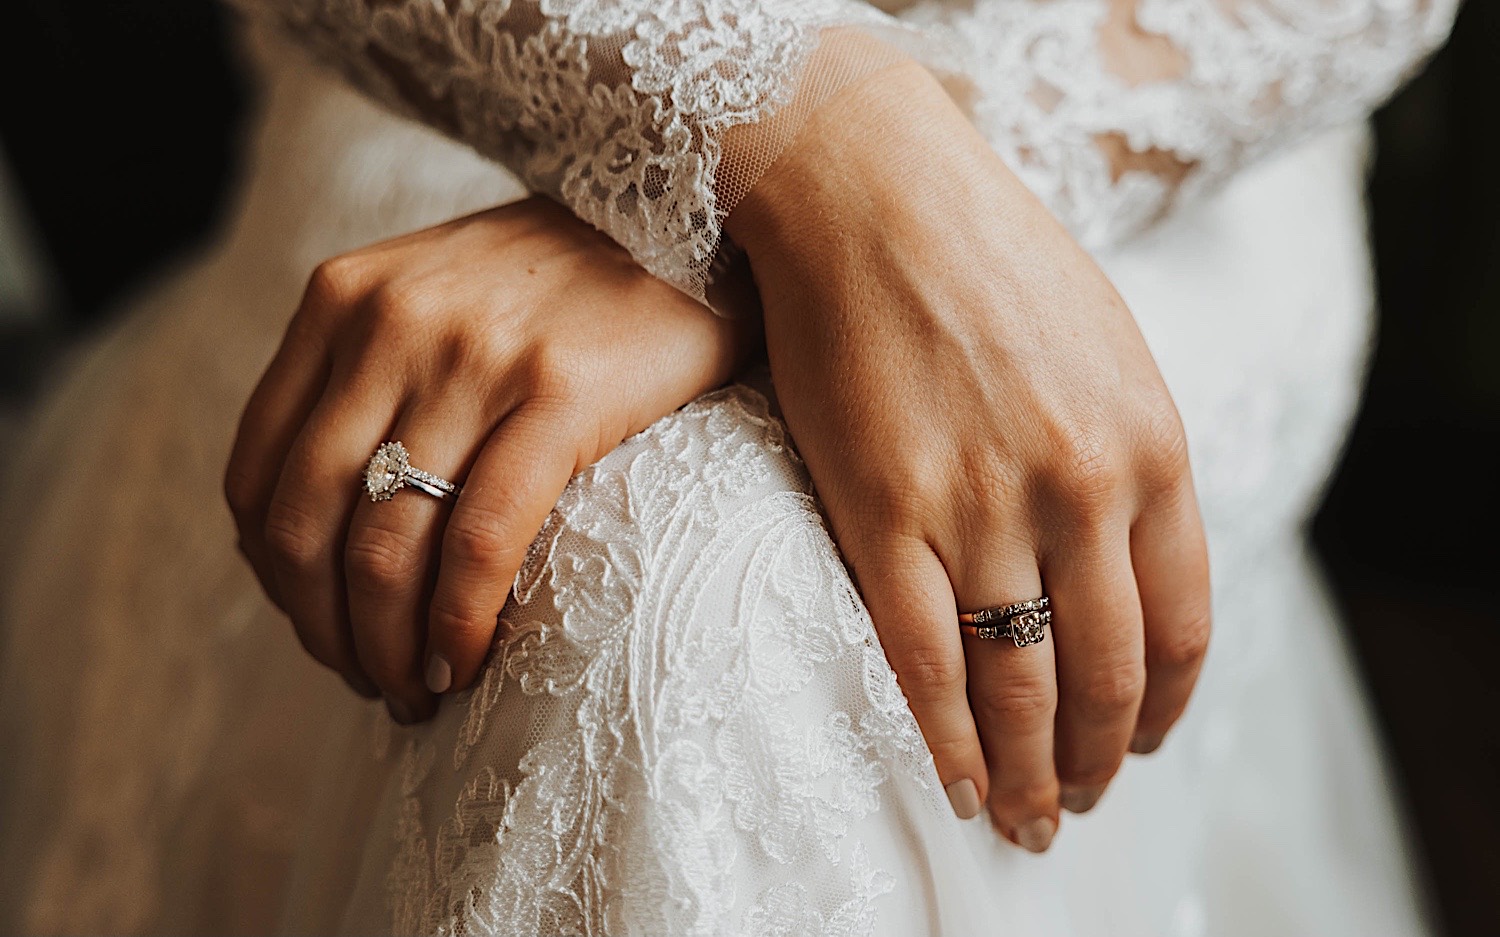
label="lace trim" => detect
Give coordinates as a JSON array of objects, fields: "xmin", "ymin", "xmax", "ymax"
[
  {"xmin": 239, "ymin": 0, "xmax": 1455, "ymax": 291},
  {"xmin": 237, "ymin": 0, "xmax": 908, "ymax": 301}
]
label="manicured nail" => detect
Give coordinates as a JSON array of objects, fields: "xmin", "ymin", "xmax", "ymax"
[
  {"xmin": 1014, "ymin": 817, "xmax": 1057, "ymax": 853},
  {"xmin": 425, "ymin": 654, "xmax": 452, "ymax": 694},
  {"xmin": 385, "ymin": 694, "xmax": 416, "ymax": 725},
  {"xmin": 1060, "ymin": 786, "xmax": 1104, "ymax": 814},
  {"xmin": 1130, "ymin": 732, "xmax": 1164, "ymax": 755},
  {"xmin": 945, "ymin": 778, "xmax": 982, "ymax": 820}
]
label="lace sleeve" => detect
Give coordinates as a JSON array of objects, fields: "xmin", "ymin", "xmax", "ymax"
[
  {"xmin": 232, "ymin": 0, "xmax": 941, "ymax": 302},
  {"xmin": 901, "ymin": 0, "xmax": 1460, "ymax": 247},
  {"xmin": 236, "ymin": 0, "xmax": 1456, "ymax": 295}
]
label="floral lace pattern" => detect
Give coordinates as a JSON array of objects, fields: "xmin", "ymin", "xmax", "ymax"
[
  {"xmin": 239, "ymin": 0, "xmax": 1455, "ymax": 296},
  {"xmin": 237, "ymin": 0, "xmax": 894, "ymax": 299},
  {"xmin": 381, "ymin": 387, "xmax": 933, "ymax": 936},
  {"xmin": 1, "ymin": 1, "xmax": 1458, "ymax": 932},
  {"xmin": 221, "ymin": 2, "xmax": 1459, "ymax": 933},
  {"xmin": 904, "ymin": 0, "xmax": 1459, "ymax": 247}
]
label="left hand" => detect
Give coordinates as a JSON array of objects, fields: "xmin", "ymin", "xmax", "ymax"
[{"xmin": 727, "ymin": 61, "xmax": 1212, "ymax": 847}]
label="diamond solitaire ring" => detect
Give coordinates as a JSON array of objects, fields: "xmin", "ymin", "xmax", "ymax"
[
  {"xmin": 363, "ymin": 441, "xmax": 460, "ymax": 502},
  {"xmin": 958, "ymin": 597, "xmax": 1052, "ymax": 647}
]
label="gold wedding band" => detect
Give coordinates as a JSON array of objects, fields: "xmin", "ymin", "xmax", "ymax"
[{"xmin": 958, "ymin": 596, "xmax": 1051, "ymax": 647}]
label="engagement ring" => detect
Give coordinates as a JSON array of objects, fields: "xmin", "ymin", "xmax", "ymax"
[
  {"xmin": 363, "ymin": 441, "xmax": 460, "ymax": 502},
  {"xmin": 959, "ymin": 596, "xmax": 1051, "ymax": 647}
]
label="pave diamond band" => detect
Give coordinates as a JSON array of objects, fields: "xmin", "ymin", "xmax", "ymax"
[
  {"xmin": 959, "ymin": 596, "xmax": 1052, "ymax": 647},
  {"xmin": 363, "ymin": 441, "xmax": 460, "ymax": 502}
]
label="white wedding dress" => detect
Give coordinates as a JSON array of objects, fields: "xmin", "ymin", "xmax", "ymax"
[{"xmin": 0, "ymin": 1, "xmax": 1458, "ymax": 935}]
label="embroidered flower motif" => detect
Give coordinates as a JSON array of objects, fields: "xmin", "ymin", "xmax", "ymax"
[{"xmin": 377, "ymin": 388, "xmax": 932, "ymax": 935}]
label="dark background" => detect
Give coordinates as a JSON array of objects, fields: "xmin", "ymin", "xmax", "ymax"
[{"xmin": 1, "ymin": 2, "xmax": 1496, "ymax": 933}]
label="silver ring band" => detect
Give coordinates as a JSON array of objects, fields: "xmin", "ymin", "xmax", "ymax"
[{"xmin": 364, "ymin": 441, "xmax": 461, "ymax": 502}]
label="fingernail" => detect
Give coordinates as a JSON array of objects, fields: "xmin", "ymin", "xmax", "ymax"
[
  {"xmin": 945, "ymin": 778, "xmax": 982, "ymax": 820},
  {"xmin": 1060, "ymin": 786, "xmax": 1104, "ymax": 814},
  {"xmin": 385, "ymin": 694, "xmax": 416, "ymax": 725},
  {"xmin": 425, "ymin": 654, "xmax": 452, "ymax": 694},
  {"xmin": 1014, "ymin": 817, "xmax": 1057, "ymax": 853},
  {"xmin": 1130, "ymin": 732, "xmax": 1165, "ymax": 755}
]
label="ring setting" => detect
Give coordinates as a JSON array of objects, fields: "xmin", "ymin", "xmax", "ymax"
[
  {"xmin": 959, "ymin": 596, "xmax": 1051, "ymax": 647},
  {"xmin": 363, "ymin": 441, "xmax": 460, "ymax": 502}
]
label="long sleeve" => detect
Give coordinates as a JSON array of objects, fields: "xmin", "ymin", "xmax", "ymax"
[
  {"xmin": 232, "ymin": 0, "xmax": 934, "ymax": 300},
  {"xmin": 235, "ymin": 0, "xmax": 1459, "ymax": 295},
  {"xmin": 904, "ymin": 0, "xmax": 1461, "ymax": 247}
]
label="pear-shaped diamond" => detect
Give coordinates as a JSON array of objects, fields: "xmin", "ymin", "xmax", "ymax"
[{"xmin": 364, "ymin": 441, "xmax": 410, "ymax": 501}]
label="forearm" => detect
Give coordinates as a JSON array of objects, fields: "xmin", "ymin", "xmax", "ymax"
[
  {"xmin": 233, "ymin": 0, "xmax": 1458, "ymax": 303},
  {"xmin": 230, "ymin": 0, "xmax": 937, "ymax": 303}
]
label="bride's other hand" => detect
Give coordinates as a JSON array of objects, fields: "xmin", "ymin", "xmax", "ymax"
[
  {"xmin": 727, "ymin": 61, "xmax": 1211, "ymax": 850},
  {"xmin": 226, "ymin": 197, "xmax": 753, "ymax": 722}
]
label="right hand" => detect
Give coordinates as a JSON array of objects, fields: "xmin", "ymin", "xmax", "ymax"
[
  {"xmin": 226, "ymin": 197, "xmax": 754, "ymax": 722},
  {"xmin": 727, "ymin": 61, "xmax": 1212, "ymax": 850}
]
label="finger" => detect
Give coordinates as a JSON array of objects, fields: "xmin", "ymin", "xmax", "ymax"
[
  {"xmin": 425, "ymin": 401, "xmax": 581, "ymax": 696},
  {"xmin": 848, "ymin": 537, "xmax": 991, "ymax": 821},
  {"xmin": 224, "ymin": 316, "xmax": 331, "ymax": 608},
  {"xmin": 264, "ymin": 390, "xmax": 392, "ymax": 698},
  {"xmin": 345, "ymin": 402, "xmax": 489, "ymax": 723},
  {"xmin": 1044, "ymin": 528, "xmax": 1145, "ymax": 815},
  {"xmin": 1129, "ymin": 487, "xmax": 1212, "ymax": 755},
  {"xmin": 954, "ymin": 551, "xmax": 1060, "ymax": 853}
]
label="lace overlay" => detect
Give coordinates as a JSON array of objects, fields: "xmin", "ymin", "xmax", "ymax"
[
  {"xmin": 908, "ymin": 0, "xmax": 1460, "ymax": 247},
  {"xmin": 0, "ymin": 1, "xmax": 1458, "ymax": 933},
  {"xmin": 236, "ymin": 0, "xmax": 904, "ymax": 299},
  {"xmin": 238, "ymin": 0, "xmax": 1456, "ymax": 293},
  {"xmin": 378, "ymin": 387, "xmax": 933, "ymax": 935}
]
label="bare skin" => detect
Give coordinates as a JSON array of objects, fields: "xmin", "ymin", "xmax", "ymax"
[
  {"xmin": 727, "ymin": 60, "xmax": 1210, "ymax": 850},
  {"xmin": 225, "ymin": 197, "xmax": 757, "ymax": 720},
  {"xmin": 229, "ymin": 40, "xmax": 1209, "ymax": 853}
]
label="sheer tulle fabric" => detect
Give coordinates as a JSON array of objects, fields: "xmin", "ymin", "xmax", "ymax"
[
  {"xmin": 0, "ymin": 0, "xmax": 1455, "ymax": 933},
  {"xmin": 236, "ymin": 0, "xmax": 1455, "ymax": 298}
]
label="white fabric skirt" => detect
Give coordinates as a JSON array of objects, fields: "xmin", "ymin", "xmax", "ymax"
[{"xmin": 0, "ymin": 52, "xmax": 1430, "ymax": 936}]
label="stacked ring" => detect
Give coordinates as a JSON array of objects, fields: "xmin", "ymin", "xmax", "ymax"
[
  {"xmin": 959, "ymin": 596, "xmax": 1052, "ymax": 647},
  {"xmin": 363, "ymin": 441, "xmax": 461, "ymax": 502}
]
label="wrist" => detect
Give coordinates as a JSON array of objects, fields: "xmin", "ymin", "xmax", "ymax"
[
  {"xmin": 724, "ymin": 59, "xmax": 1010, "ymax": 274},
  {"xmin": 726, "ymin": 58, "xmax": 928, "ymax": 250}
]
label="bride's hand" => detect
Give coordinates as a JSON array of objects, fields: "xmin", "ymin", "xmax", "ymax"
[
  {"xmin": 226, "ymin": 197, "xmax": 753, "ymax": 722},
  {"xmin": 727, "ymin": 62, "xmax": 1212, "ymax": 850}
]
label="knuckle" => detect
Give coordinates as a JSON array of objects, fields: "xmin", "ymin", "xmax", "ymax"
[
  {"xmin": 989, "ymin": 780, "xmax": 1060, "ymax": 818},
  {"xmin": 263, "ymin": 499, "xmax": 325, "ymax": 570},
  {"xmin": 428, "ymin": 602, "xmax": 499, "ymax": 646},
  {"xmin": 444, "ymin": 506, "xmax": 513, "ymax": 570},
  {"xmin": 958, "ymin": 448, "xmax": 1022, "ymax": 517},
  {"xmin": 1073, "ymin": 661, "xmax": 1146, "ymax": 722},
  {"xmin": 852, "ymin": 480, "xmax": 940, "ymax": 534},
  {"xmin": 304, "ymin": 256, "xmax": 364, "ymax": 313},
  {"xmin": 893, "ymin": 644, "xmax": 968, "ymax": 706},
  {"xmin": 1136, "ymin": 397, "xmax": 1193, "ymax": 495},
  {"xmin": 223, "ymin": 465, "xmax": 258, "ymax": 523},
  {"xmin": 1050, "ymin": 423, "xmax": 1124, "ymax": 523},
  {"xmin": 346, "ymin": 527, "xmax": 422, "ymax": 593},
  {"xmin": 366, "ymin": 278, "xmax": 430, "ymax": 330},
  {"xmin": 923, "ymin": 732, "xmax": 981, "ymax": 774},
  {"xmin": 974, "ymin": 677, "xmax": 1054, "ymax": 724},
  {"xmin": 1153, "ymin": 609, "xmax": 1212, "ymax": 670},
  {"xmin": 1057, "ymin": 759, "xmax": 1121, "ymax": 790},
  {"xmin": 518, "ymin": 341, "xmax": 587, "ymax": 401}
]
